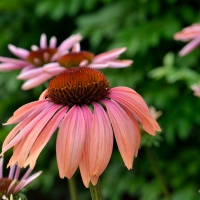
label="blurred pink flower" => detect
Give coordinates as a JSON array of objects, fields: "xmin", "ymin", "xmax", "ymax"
[
  {"xmin": 191, "ymin": 83, "xmax": 200, "ymax": 97},
  {"xmin": 18, "ymin": 44, "xmax": 133, "ymax": 90},
  {"xmin": 174, "ymin": 23, "xmax": 200, "ymax": 56},
  {"xmin": 1, "ymin": 67, "xmax": 160, "ymax": 188},
  {"xmin": 0, "ymin": 33, "xmax": 82, "ymax": 90},
  {"xmin": 0, "ymin": 157, "xmax": 42, "ymax": 199}
]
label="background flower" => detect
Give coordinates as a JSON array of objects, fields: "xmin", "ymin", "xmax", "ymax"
[
  {"xmin": 0, "ymin": 157, "xmax": 42, "ymax": 200},
  {"xmin": 0, "ymin": 33, "xmax": 82, "ymax": 90},
  {"xmin": 174, "ymin": 24, "xmax": 200, "ymax": 56}
]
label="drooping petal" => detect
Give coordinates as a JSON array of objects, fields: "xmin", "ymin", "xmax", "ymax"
[
  {"xmin": 91, "ymin": 175, "xmax": 99, "ymax": 186},
  {"xmin": 102, "ymin": 99, "xmax": 136, "ymax": 169},
  {"xmin": 7, "ymin": 134, "xmax": 29, "ymax": 167},
  {"xmin": 117, "ymin": 102, "xmax": 141, "ymax": 155},
  {"xmin": 79, "ymin": 105, "xmax": 93, "ymax": 188},
  {"xmin": 5, "ymin": 100, "xmax": 47, "ymax": 125},
  {"xmin": 17, "ymin": 104, "xmax": 62, "ymax": 166},
  {"xmin": 56, "ymin": 106, "xmax": 85, "ymax": 179},
  {"xmin": 2, "ymin": 102, "xmax": 55, "ymax": 153},
  {"xmin": 93, "ymin": 47, "xmax": 127, "ymax": 62},
  {"xmin": 90, "ymin": 103, "xmax": 113, "ymax": 178},
  {"xmin": 109, "ymin": 87, "xmax": 161, "ymax": 135},
  {"xmin": 24, "ymin": 106, "xmax": 68, "ymax": 168}
]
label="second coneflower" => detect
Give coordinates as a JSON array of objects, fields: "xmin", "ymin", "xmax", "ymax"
[{"xmin": 1, "ymin": 67, "xmax": 160, "ymax": 187}]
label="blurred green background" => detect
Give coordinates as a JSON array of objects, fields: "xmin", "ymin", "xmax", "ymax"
[{"xmin": 0, "ymin": 0, "xmax": 200, "ymax": 199}]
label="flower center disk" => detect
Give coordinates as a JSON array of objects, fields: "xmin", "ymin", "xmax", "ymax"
[
  {"xmin": 47, "ymin": 67, "xmax": 110, "ymax": 106},
  {"xmin": 27, "ymin": 48, "xmax": 57, "ymax": 67},
  {"xmin": 0, "ymin": 178, "xmax": 13, "ymax": 198},
  {"xmin": 58, "ymin": 51, "xmax": 94, "ymax": 68}
]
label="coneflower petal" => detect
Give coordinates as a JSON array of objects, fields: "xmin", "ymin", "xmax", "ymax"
[
  {"xmin": 102, "ymin": 99, "xmax": 136, "ymax": 169},
  {"xmin": 109, "ymin": 87, "xmax": 161, "ymax": 135},
  {"xmin": 93, "ymin": 47, "xmax": 127, "ymax": 62},
  {"xmin": 2, "ymin": 102, "xmax": 55, "ymax": 153},
  {"xmin": 117, "ymin": 104, "xmax": 141, "ymax": 155},
  {"xmin": 40, "ymin": 34, "xmax": 47, "ymax": 49},
  {"xmin": 90, "ymin": 103, "xmax": 113, "ymax": 177},
  {"xmin": 8, "ymin": 44, "xmax": 29, "ymax": 59},
  {"xmin": 7, "ymin": 135, "xmax": 29, "ymax": 167},
  {"xmin": 56, "ymin": 106, "xmax": 85, "ymax": 179},
  {"xmin": 179, "ymin": 36, "xmax": 200, "ymax": 56},
  {"xmin": 88, "ymin": 63, "xmax": 110, "ymax": 69},
  {"xmin": 0, "ymin": 56, "xmax": 29, "ymax": 65},
  {"xmin": 49, "ymin": 36, "xmax": 57, "ymax": 48},
  {"xmin": 5, "ymin": 100, "xmax": 47, "ymax": 125},
  {"xmin": 0, "ymin": 63, "xmax": 23, "ymax": 71},
  {"xmin": 79, "ymin": 105, "xmax": 93, "ymax": 188},
  {"xmin": 58, "ymin": 34, "xmax": 82, "ymax": 52},
  {"xmin": 107, "ymin": 60, "xmax": 133, "ymax": 68},
  {"xmin": 17, "ymin": 68, "xmax": 44, "ymax": 80},
  {"xmin": 21, "ymin": 73, "xmax": 54, "ymax": 90},
  {"xmin": 24, "ymin": 106, "xmax": 68, "ymax": 168},
  {"xmin": 17, "ymin": 105, "xmax": 62, "ymax": 166}
]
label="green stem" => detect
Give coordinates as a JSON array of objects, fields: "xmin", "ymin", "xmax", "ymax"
[
  {"xmin": 68, "ymin": 177, "xmax": 78, "ymax": 200},
  {"xmin": 145, "ymin": 146, "xmax": 171, "ymax": 200},
  {"xmin": 89, "ymin": 181, "xmax": 104, "ymax": 200}
]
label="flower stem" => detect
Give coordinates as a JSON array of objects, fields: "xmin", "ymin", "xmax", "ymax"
[
  {"xmin": 68, "ymin": 177, "xmax": 78, "ymax": 200},
  {"xmin": 89, "ymin": 181, "xmax": 103, "ymax": 200},
  {"xmin": 145, "ymin": 146, "xmax": 171, "ymax": 200}
]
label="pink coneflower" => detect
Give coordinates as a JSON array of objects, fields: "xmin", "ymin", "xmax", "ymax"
[
  {"xmin": 1, "ymin": 67, "xmax": 160, "ymax": 188},
  {"xmin": 0, "ymin": 33, "xmax": 82, "ymax": 90},
  {"xmin": 17, "ymin": 44, "xmax": 133, "ymax": 90},
  {"xmin": 0, "ymin": 157, "xmax": 42, "ymax": 199},
  {"xmin": 174, "ymin": 23, "xmax": 200, "ymax": 56},
  {"xmin": 191, "ymin": 82, "xmax": 200, "ymax": 97}
]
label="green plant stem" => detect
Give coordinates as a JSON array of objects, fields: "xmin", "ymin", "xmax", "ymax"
[
  {"xmin": 89, "ymin": 181, "xmax": 104, "ymax": 200},
  {"xmin": 145, "ymin": 146, "xmax": 171, "ymax": 200},
  {"xmin": 68, "ymin": 177, "xmax": 78, "ymax": 200}
]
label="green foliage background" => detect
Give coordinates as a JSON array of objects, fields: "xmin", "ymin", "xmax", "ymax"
[{"xmin": 0, "ymin": 0, "xmax": 200, "ymax": 199}]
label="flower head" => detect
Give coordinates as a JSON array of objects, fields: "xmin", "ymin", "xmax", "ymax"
[
  {"xmin": 0, "ymin": 33, "xmax": 82, "ymax": 90},
  {"xmin": 1, "ymin": 67, "xmax": 160, "ymax": 187},
  {"xmin": 174, "ymin": 23, "xmax": 200, "ymax": 56},
  {"xmin": 0, "ymin": 157, "xmax": 42, "ymax": 200}
]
